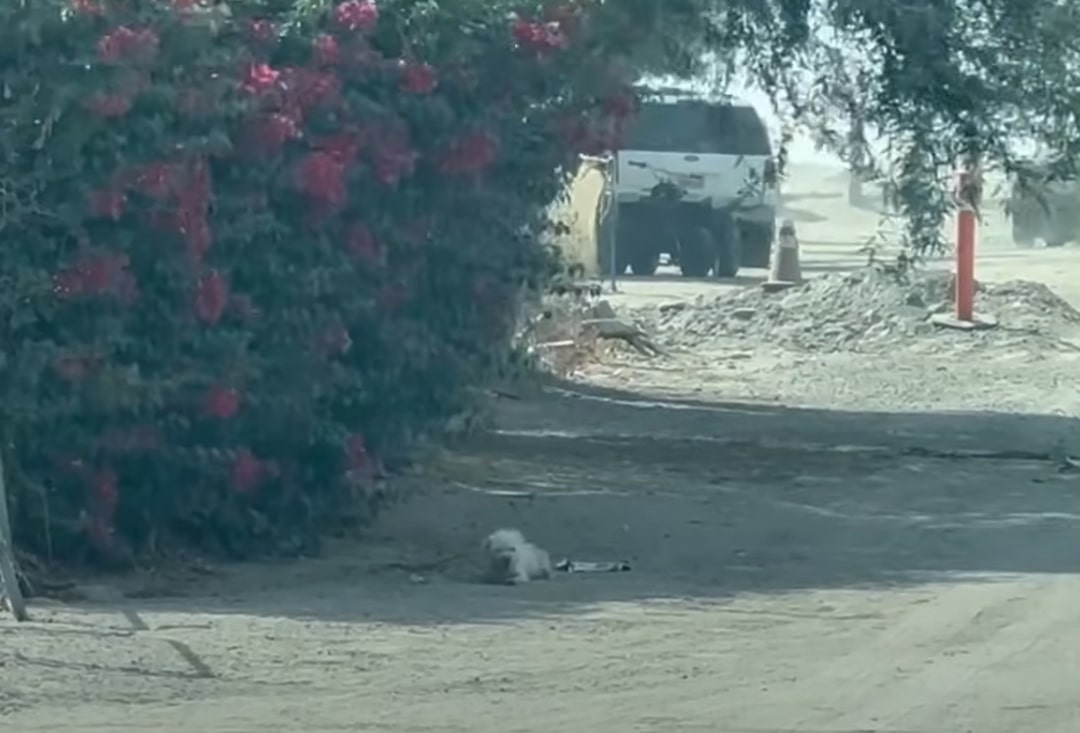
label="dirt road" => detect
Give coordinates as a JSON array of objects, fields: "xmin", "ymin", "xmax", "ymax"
[{"xmin": 5, "ymin": 163, "xmax": 1080, "ymax": 732}]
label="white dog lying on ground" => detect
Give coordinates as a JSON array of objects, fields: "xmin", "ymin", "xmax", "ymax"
[{"xmin": 482, "ymin": 528, "xmax": 552, "ymax": 585}]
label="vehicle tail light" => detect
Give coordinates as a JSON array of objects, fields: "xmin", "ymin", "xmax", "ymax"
[{"xmin": 763, "ymin": 158, "xmax": 778, "ymax": 187}]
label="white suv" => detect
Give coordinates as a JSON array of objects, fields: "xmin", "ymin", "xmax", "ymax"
[{"xmin": 594, "ymin": 88, "xmax": 779, "ymax": 277}]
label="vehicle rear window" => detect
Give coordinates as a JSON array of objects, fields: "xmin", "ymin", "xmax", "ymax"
[{"xmin": 622, "ymin": 101, "xmax": 772, "ymax": 155}]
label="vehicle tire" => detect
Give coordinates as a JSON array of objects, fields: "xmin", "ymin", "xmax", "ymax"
[
  {"xmin": 713, "ymin": 213, "xmax": 742, "ymax": 278},
  {"xmin": 595, "ymin": 198, "xmax": 629, "ymax": 276},
  {"xmin": 738, "ymin": 220, "xmax": 774, "ymax": 268},
  {"xmin": 678, "ymin": 226, "xmax": 714, "ymax": 278},
  {"xmin": 628, "ymin": 241, "xmax": 660, "ymax": 275}
]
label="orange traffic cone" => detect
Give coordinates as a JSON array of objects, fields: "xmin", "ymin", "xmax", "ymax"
[{"xmin": 762, "ymin": 218, "xmax": 802, "ymax": 293}]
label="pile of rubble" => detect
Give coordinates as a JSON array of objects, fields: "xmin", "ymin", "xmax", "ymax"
[{"xmin": 645, "ymin": 269, "xmax": 1080, "ymax": 354}]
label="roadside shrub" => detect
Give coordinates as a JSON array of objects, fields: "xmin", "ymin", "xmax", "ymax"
[{"xmin": 0, "ymin": 0, "xmax": 635, "ymax": 564}]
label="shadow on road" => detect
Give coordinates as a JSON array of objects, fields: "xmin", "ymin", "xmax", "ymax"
[{"xmin": 104, "ymin": 379, "xmax": 1080, "ymax": 629}]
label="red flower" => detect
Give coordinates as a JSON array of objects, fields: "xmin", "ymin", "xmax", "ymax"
[
  {"xmin": 313, "ymin": 33, "xmax": 341, "ymax": 65},
  {"xmin": 72, "ymin": 0, "xmax": 103, "ymax": 14},
  {"xmin": 230, "ymin": 450, "xmax": 278, "ymax": 494},
  {"xmin": 203, "ymin": 384, "xmax": 241, "ymax": 419},
  {"xmin": 230, "ymin": 450, "xmax": 263, "ymax": 493},
  {"xmin": 84, "ymin": 92, "xmax": 132, "ymax": 118},
  {"xmin": 97, "ymin": 26, "xmax": 159, "ymax": 65},
  {"xmin": 194, "ymin": 269, "xmax": 229, "ymax": 325},
  {"xmin": 172, "ymin": 0, "xmax": 200, "ymax": 9},
  {"xmin": 399, "ymin": 61, "xmax": 437, "ymax": 94},
  {"xmin": 438, "ymin": 131, "xmax": 500, "ymax": 175},
  {"xmin": 315, "ymin": 132, "xmax": 363, "ymax": 164},
  {"xmin": 335, "ymin": 0, "xmax": 378, "ymax": 32},
  {"xmin": 295, "ymin": 151, "xmax": 347, "ymax": 208},
  {"xmin": 93, "ymin": 468, "xmax": 120, "ymax": 513},
  {"xmin": 511, "ymin": 17, "xmax": 566, "ymax": 53},
  {"xmin": 281, "ymin": 67, "xmax": 342, "ymax": 112},
  {"xmin": 88, "ymin": 188, "xmax": 126, "ymax": 219},
  {"xmin": 243, "ymin": 62, "xmax": 281, "ymax": 95}
]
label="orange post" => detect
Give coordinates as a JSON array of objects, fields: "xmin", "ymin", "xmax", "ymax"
[
  {"xmin": 955, "ymin": 207, "xmax": 975, "ymax": 322},
  {"xmin": 954, "ymin": 166, "xmax": 977, "ymax": 322}
]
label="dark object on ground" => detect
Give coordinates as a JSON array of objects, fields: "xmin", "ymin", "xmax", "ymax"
[
  {"xmin": 1007, "ymin": 171, "xmax": 1078, "ymax": 248},
  {"xmin": 555, "ymin": 559, "xmax": 632, "ymax": 573}
]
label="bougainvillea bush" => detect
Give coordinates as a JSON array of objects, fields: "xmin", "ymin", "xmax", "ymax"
[{"xmin": 0, "ymin": 0, "xmax": 636, "ymax": 564}]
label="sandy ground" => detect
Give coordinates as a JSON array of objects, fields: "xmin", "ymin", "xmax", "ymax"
[{"xmin": 6, "ymin": 163, "xmax": 1080, "ymax": 732}]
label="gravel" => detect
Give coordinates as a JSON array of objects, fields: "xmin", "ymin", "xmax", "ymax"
[{"xmin": 637, "ymin": 269, "xmax": 1080, "ymax": 355}]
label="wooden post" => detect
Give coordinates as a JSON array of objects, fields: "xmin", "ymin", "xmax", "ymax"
[{"xmin": 0, "ymin": 451, "xmax": 28, "ymax": 621}]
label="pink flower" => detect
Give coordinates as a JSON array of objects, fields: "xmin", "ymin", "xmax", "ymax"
[
  {"xmin": 511, "ymin": 17, "xmax": 566, "ymax": 53},
  {"xmin": 203, "ymin": 385, "xmax": 241, "ymax": 419},
  {"xmin": 243, "ymin": 62, "xmax": 281, "ymax": 95},
  {"xmin": 399, "ymin": 61, "xmax": 437, "ymax": 94},
  {"xmin": 92, "ymin": 468, "xmax": 120, "ymax": 512},
  {"xmin": 194, "ymin": 269, "xmax": 229, "ymax": 325},
  {"xmin": 52, "ymin": 252, "xmax": 136, "ymax": 303},
  {"xmin": 230, "ymin": 450, "xmax": 263, "ymax": 493},
  {"xmin": 335, "ymin": 0, "xmax": 378, "ymax": 32},
  {"xmin": 295, "ymin": 151, "xmax": 347, "ymax": 208},
  {"xmin": 438, "ymin": 131, "xmax": 500, "ymax": 175},
  {"xmin": 281, "ymin": 67, "xmax": 341, "ymax": 112},
  {"xmin": 97, "ymin": 26, "xmax": 159, "ymax": 65},
  {"xmin": 72, "ymin": 0, "xmax": 103, "ymax": 15},
  {"xmin": 313, "ymin": 33, "xmax": 341, "ymax": 65},
  {"xmin": 315, "ymin": 132, "xmax": 363, "ymax": 164}
]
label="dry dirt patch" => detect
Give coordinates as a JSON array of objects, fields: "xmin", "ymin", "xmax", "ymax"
[{"xmin": 5, "ymin": 392, "xmax": 1080, "ymax": 732}]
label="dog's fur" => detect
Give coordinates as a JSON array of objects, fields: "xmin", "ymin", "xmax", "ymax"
[{"xmin": 482, "ymin": 528, "xmax": 552, "ymax": 585}]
